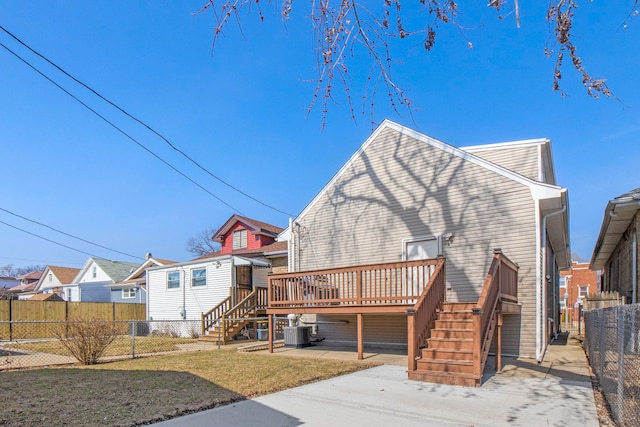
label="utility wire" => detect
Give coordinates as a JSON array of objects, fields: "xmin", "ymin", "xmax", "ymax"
[
  {"xmin": 0, "ymin": 40, "xmax": 243, "ymax": 214},
  {"xmin": 0, "ymin": 25, "xmax": 294, "ymax": 217},
  {"xmin": 0, "ymin": 219, "xmax": 100, "ymax": 259},
  {"xmin": 0, "ymin": 207, "xmax": 142, "ymax": 260}
]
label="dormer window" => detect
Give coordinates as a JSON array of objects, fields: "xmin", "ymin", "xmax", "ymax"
[{"xmin": 233, "ymin": 229, "xmax": 247, "ymax": 250}]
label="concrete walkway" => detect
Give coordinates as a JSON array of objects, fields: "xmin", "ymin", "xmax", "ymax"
[{"xmin": 152, "ymin": 333, "xmax": 599, "ymax": 427}]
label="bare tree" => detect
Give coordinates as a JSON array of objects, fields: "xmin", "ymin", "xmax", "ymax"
[
  {"xmin": 199, "ymin": 0, "xmax": 635, "ymax": 124},
  {"xmin": 185, "ymin": 227, "xmax": 221, "ymax": 257},
  {"xmin": 0, "ymin": 264, "xmax": 46, "ymax": 277}
]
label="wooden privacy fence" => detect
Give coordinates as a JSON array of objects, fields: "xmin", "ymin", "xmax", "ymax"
[{"xmin": 0, "ymin": 300, "xmax": 146, "ymax": 340}]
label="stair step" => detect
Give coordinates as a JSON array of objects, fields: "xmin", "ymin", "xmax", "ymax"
[
  {"xmin": 440, "ymin": 302, "xmax": 477, "ymax": 311},
  {"xmin": 420, "ymin": 348, "xmax": 473, "ymax": 361},
  {"xmin": 417, "ymin": 358, "xmax": 475, "ymax": 374},
  {"xmin": 427, "ymin": 337, "xmax": 473, "ymax": 350},
  {"xmin": 431, "ymin": 328, "xmax": 474, "ymax": 339},
  {"xmin": 437, "ymin": 311, "xmax": 473, "ymax": 321},
  {"xmin": 435, "ymin": 319, "xmax": 473, "ymax": 329},
  {"xmin": 409, "ymin": 370, "xmax": 480, "ymax": 387}
]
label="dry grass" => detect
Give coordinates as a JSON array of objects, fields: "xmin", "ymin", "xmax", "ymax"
[{"xmin": 0, "ymin": 348, "xmax": 376, "ymax": 426}]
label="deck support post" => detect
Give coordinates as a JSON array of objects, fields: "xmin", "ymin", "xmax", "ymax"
[
  {"xmin": 495, "ymin": 311, "xmax": 503, "ymax": 371},
  {"xmin": 407, "ymin": 308, "xmax": 417, "ymax": 372},
  {"xmin": 268, "ymin": 314, "xmax": 274, "ymax": 353},
  {"xmin": 357, "ymin": 313, "xmax": 363, "ymax": 360}
]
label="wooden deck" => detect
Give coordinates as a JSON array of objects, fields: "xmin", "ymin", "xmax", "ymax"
[{"xmin": 265, "ymin": 252, "xmax": 519, "ymax": 386}]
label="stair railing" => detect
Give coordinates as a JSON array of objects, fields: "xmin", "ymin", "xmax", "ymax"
[
  {"xmin": 472, "ymin": 249, "xmax": 519, "ymax": 380},
  {"xmin": 201, "ymin": 296, "xmax": 232, "ymax": 336},
  {"xmin": 407, "ymin": 257, "xmax": 446, "ymax": 372}
]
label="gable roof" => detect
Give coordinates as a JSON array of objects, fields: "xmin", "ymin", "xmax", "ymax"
[
  {"xmin": 49, "ymin": 266, "xmax": 81, "ymax": 284},
  {"xmin": 590, "ymin": 188, "xmax": 640, "ymax": 270},
  {"xmin": 116, "ymin": 257, "xmax": 177, "ymax": 284},
  {"xmin": 212, "ymin": 214, "xmax": 284, "ymax": 243},
  {"xmin": 17, "ymin": 270, "xmax": 43, "ymax": 281},
  {"xmin": 30, "ymin": 293, "xmax": 64, "ymax": 301},
  {"xmin": 73, "ymin": 258, "xmax": 140, "ymax": 283},
  {"xmin": 283, "ymin": 119, "xmax": 570, "ymax": 268}
]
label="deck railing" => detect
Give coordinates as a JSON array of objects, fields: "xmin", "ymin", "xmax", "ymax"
[
  {"xmin": 472, "ymin": 250, "xmax": 519, "ymax": 379},
  {"xmin": 407, "ymin": 257, "xmax": 446, "ymax": 371},
  {"xmin": 268, "ymin": 259, "xmax": 441, "ymax": 309}
]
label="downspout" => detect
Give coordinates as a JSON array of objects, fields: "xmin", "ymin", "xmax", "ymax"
[
  {"xmin": 288, "ymin": 218, "xmax": 295, "ymax": 272},
  {"xmin": 539, "ymin": 204, "xmax": 566, "ymax": 361}
]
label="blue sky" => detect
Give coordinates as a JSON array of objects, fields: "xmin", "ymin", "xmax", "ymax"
[{"xmin": 1, "ymin": 1, "xmax": 638, "ymax": 269}]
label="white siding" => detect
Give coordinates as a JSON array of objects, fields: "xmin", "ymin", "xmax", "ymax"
[
  {"xmin": 464, "ymin": 145, "xmax": 540, "ymax": 181},
  {"xmin": 147, "ymin": 259, "xmax": 233, "ymax": 321},
  {"xmin": 294, "ymin": 127, "xmax": 541, "ymax": 357}
]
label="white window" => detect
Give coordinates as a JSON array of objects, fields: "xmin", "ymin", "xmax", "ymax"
[
  {"xmin": 404, "ymin": 236, "xmax": 440, "ymax": 261},
  {"xmin": 559, "ymin": 277, "xmax": 566, "ymax": 287},
  {"xmin": 167, "ymin": 272, "xmax": 180, "ymax": 289},
  {"xmin": 122, "ymin": 288, "xmax": 136, "ymax": 299},
  {"xmin": 233, "ymin": 229, "xmax": 247, "ymax": 250},
  {"xmin": 192, "ymin": 268, "xmax": 207, "ymax": 287},
  {"xmin": 92, "ymin": 266, "xmax": 97, "ymax": 279},
  {"xmin": 579, "ymin": 286, "xmax": 589, "ymax": 298},
  {"xmin": 49, "ymin": 273, "xmax": 53, "ymax": 282}
]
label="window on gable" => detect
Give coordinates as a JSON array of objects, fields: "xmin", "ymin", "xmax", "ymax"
[
  {"xmin": 233, "ymin": 229, "xmax": 247, "ymax": 250},
  {"xmin": 49, "ymin": 273, "xmax": 53, "ymax": 282},
  {"xmin": 92, "ymin": 266, "xmax": 97, "ymax": 279},
  {"xmin": 122, "ymin": 288, "xmax": 136, "ymax": 299},
  {"xmin": 191, "ymin": 268, "xmax": 206, "ymax": 287},
  {"xmin": 167, "ymin": 272, "xmax": 180, "ymax": 289}
]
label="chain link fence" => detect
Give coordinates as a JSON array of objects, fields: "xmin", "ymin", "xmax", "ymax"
[
  {"xmin": 0, "ymin": 318, "xmax": 285, "ymax": 371},
  {"xmin": 584, "ymin": 304, "xmax": 640, "ymax": 427}
]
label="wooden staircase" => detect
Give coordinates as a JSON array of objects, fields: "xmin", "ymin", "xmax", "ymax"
[
  {"xmin": 200, "ymin": 287, "xmax": 267, "ymax": 345},
  {"xmin": 407, "ymin": 250, "xmax": 519, "ymax": 387},
  {"xmin": 410, "ymin": 302, "xmax": 480, "ymax": 386}
]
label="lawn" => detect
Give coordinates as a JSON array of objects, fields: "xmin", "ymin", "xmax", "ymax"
[{"xmin": 0, "ymin": 349, "xmax": 376, "ymax": 426}]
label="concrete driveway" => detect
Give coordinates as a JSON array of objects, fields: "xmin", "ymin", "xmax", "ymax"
[{"xmin": 152, "ymin": 334, "xmax": 599, "ymax": 427}]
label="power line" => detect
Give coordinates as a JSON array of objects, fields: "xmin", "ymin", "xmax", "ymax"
[
  {"xmin": 0, "ymin": 24, "xmax": 294, "ymax": 217},
  {"xmin": 0, "ymin": 219, "xmax": 101, "ymax": 259},
  {"xmin": 0, "ymin": 207, "xmax": 142, "ymax": 260},
  {"xmin": 0, "ymin": 40, "xmax": 243, "ymax": 214}
]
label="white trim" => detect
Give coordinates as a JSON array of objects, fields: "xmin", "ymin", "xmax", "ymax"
[
  {"xmin": 534, "ymin": 199, "xmax": 542, "ymax": 362},
  {"xmin": 460, "ymin": 138, "xmax": 549, "ymax": 151}
]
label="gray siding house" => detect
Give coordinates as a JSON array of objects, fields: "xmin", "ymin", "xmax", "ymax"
[
  {"xmin": 281, "ymin": 120, "xmax": 570, "ymax": 360},
  {"xmin": 591, "ymin": 188, "xmax": 640, "ymax": 303}
]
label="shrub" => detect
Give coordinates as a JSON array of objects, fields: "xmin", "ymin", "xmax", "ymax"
[{"xmin": 54, "ymin": 319, "xmax": 126, "ymax": 365}]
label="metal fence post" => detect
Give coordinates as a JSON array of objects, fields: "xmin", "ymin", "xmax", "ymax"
[
  {"xmin": 616, "ymin": 306, "xmax": 624, "ymax": 419},
  {"xmin": 131, "ymin": 321, "xmax": 136, "ymax": 359}
]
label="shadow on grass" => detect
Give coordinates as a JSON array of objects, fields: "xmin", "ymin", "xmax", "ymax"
[{"xmin": 0, "ymin": 368, "xmax": 302, "ymax": 427}]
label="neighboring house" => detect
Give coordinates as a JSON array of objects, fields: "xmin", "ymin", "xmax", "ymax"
[
  {"xmin": 559, "ymin": 262, "xmax": 599, "ymax": 326},
  {"xmin": 269, "ymin": 120, "xmax": 569, "ymax": 377},
  {"xmin": 62, "ymin": 258, "xmax": 140, "ymax": 302},
  {"xmin": 146, "ymin": 215, "xmax": 286, "ymax": 341},
  {"xmin": 108, "ymin": 254, "xmax": 175, "ymax": 304},
  {"xmin": 31, "ymin": 266, "xmax": 81, "ymax": 298},
  {"xmin": 10, "ymin": 270, "xmax": 43, "ymax": 299},
  {"xmin": 590, "ymin": 188, "xmax": 640, "ymax": 304},
  {"xmin": 29, "ymin": 292, "xmax": 65, "ymax": 302},
  {"xmin": 0, "ymin": 276, "xmax": 19, "ymax": 299},
  {"xmin": 0, "ymin": 276, "xmax": 19, "ymax": 289}
]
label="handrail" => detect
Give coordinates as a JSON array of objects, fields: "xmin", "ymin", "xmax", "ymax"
[
  {"xmin": 407, "ymin": 257, "xmax": 446, "ymax": 372},
  {"xmin": 269, "ymin": 258, "xmax": 441, "ymax": 309},
  {"xmin": 201, "ymin": 296, "xmax": 231, "ymax": 336},
  {"xmin": 472, "ymin": 250, "xmax": 518, "ymax": 379}
]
